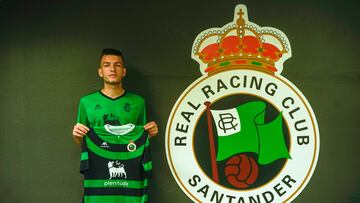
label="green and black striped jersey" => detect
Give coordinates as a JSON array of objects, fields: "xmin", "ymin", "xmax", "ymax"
[{"xmin": 80, "ymin": 124, "xmax": 152, "ymax": 203}]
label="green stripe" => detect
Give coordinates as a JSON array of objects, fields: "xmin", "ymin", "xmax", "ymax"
[
  {"xmin": 220, "ymin": 61, "xmax": 231, "ymax": 66},
  {"xmin": 86, "ymin": 136, "xmax": 145, "ymax": 160},
  {"xmin": 84, "ymin": 194, "xmax": 147, "ymax": 203},
  {"xmin": 143, "ymin": 161, "xmax": 152, "ymax": 171},
  {"xmin": 81, "ymin": 152, "xmax": 88, "ymax": 161},
  {"xmin": 84, "ymin": 179, "xmax": 148, "ymax": 189},
  {"xmin": 145, "ymin": 138, "xmax": 150, "ymax": 147},
  {"xmin": 251, "ymin": 61, "xmax": 262, "ymax": 66}
]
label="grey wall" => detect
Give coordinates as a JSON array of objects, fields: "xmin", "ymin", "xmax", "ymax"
[{"xmin": 0, "ymin": 0, "xmax": 359, "ymax": 202}]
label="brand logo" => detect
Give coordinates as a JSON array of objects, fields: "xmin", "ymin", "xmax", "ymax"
[
  {"xmin": 103, "ymin": 113, "xmax": 120, "ymax": 125},
  {"xmin": 165, "ymin": 5, "xmax": 319, "ymax": 203},
  {"xmin": 108, "ymin": 161, "xmax": 127, "ymax": 179},
  {"xmin": 100, "ymin": 142, "xmax": 109, "ymax": 148},
  {"xmin": 94, "ymin": 104, "xmax": 102, "ymax": 110},
  {"xmin": 104, "ymin": 180, "xmax": 129, "ymax": 187}
]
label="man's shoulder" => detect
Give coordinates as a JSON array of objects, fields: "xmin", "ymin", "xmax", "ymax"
[
  {"xmin": 79, "ymin": 91, "xmax": 101, "ymax": 101},
  {"xmin": 125, "ymin": 91, "xmax": 145, "ymax": 102}
]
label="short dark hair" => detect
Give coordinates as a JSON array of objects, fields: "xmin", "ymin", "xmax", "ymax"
[{"xmin": 100, "ymin": 48, "xmax": 124, "ymax": 64}]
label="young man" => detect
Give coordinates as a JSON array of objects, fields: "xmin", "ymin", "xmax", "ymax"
[{"xmin": 72, "ymin": 48, "xmax": 158, "ymax": 146}]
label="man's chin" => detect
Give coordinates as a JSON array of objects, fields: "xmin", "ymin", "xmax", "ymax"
[{"xmin": 104, "ymin": 80, "xmax": 121, "ymax": 85}]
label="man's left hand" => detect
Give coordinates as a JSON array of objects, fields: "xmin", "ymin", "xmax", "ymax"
[{"xmin": 144, "ymin": 121, "xmax": 158, "ymax": 137}]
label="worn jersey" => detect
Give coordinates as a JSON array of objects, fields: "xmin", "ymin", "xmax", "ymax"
[
  {"xmin": 77, "ymin": 91, "xmax": 146, "ymax": 127},
  {"xmin": 80, "ymin": 124, "xmax": 152, "ymax": 203}
]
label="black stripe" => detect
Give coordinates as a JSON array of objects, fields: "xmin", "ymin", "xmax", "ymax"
[
  {"xmin": 87, "ymin": 129, "xmax": 147, "ymax": 152},
  {"xmin": 84, "ymin": 186, "xmax": 147, "ymax": 196},
  {"xmin": 142, "ymin": 145, "xmax": 152, "ymax": 163},
  {"xmin": 144, "ymin": 170, "xmax": 152, "ymax": 179},
  {"xmin": 80, "ymin": 160, "xmax": 90, "ymax": 174}
]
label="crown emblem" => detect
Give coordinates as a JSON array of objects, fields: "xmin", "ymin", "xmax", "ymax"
[{"xmin": 192, "ymin": 5, "xmax": 292, "ymax": 75}]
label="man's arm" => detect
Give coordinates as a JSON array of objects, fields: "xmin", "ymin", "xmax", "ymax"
[
  {"xmin": 72, "ymin": 123, "xmax": 89, "ymax": 147},
  {"xmin": 73, "ymin": 99, "xmax": 90, "ymax": 146}
]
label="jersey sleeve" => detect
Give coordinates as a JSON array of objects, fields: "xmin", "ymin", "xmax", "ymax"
[
  {"xmin": 80, "ymin": 134, "xmax": 90, "ymax": 174},
  {"xmin": 142, "ymin": 134, "xmax": 152, "ymax": 179},
  {"xmin": 76, "ymin": 99, "xmax": 88, "ymax": 125}
]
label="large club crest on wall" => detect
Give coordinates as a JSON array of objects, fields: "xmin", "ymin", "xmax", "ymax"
[{"xmin": 166, "ymin": 4, "xmax": 319, "ymax": 202}]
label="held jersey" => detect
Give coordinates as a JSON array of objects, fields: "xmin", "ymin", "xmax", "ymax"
[
  {"xmin": 77, "ymin": 91, "xmax": 146, "ymax": 127},
  {"xmin": 80, "ymin": 124, "xmax": 152, "ymax": 203}
]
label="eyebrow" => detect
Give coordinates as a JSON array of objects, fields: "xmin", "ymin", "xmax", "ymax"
[
  {"xmin": 101, "ymin": 62, "xmax": 123, "ymax": 66},
  {"xmin": 101, "ymin": 62, "xmax": 110, "ymax": 66}
]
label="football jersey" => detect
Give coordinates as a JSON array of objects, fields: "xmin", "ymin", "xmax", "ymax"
[
  {"xmin": 77, "ymin": 91, "xmax": 146, "ymax": 127},
  {"xmin": 80, "ymin": 124, "xmax": 152, "ymax": 203}
]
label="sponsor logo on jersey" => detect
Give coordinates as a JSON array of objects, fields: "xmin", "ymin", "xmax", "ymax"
[
  {"xmin": 103, "ymin": 113, "xmax": 120, "ymax": 125},
  {"xmin": 104, "ymin": 180, "xmax": 129, "ymax": 187},
  {"xmin": 108, "ymin": 161, "xmax": 127, "ymax": 179},
  {"xmin": 165, "ymin": 4, "xmax": 320, "ymax": 203}
]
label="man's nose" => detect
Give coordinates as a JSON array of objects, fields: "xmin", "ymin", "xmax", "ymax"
[{"xmin": 110, "ymin": 64, "xmax": 116, "ymax": 71}]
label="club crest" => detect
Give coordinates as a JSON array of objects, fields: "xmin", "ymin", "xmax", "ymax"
[{"xmin": 165, "ymin": 4, "xmax": 320, "ymax": 203}]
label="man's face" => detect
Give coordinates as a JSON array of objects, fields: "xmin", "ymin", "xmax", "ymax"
[{"xmin": 98, "ymin": 55, "xmax": 126, "ymax": 85}]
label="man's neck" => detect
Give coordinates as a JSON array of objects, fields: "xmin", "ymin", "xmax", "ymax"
[{"xmin": 101, "ymin": 84, "xmax": 125, "ymax": 99}]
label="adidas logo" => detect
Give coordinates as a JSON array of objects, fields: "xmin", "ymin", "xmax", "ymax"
[
  {"xmin": 100, "ymin": 142, "xmax": 109, "ymax": 148},
  {"xmin": 94, "ymin": 104, "xmax": 102, "ymax": 110}
]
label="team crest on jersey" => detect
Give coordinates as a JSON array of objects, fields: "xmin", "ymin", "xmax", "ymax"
[
  {"xmin": 165, "ymin": 5, "xmax": 319, "ymax": 203},
  {"xmin": 127, "ymin": 141, "xmax": 137, "ymax": 152},
  {"xmin": 124, "ymin": 103, "xmax": 132, "ymax": 112},
  {"xmin": 108, "ymin": 161, "xmax": 127, "ymax": 179}
]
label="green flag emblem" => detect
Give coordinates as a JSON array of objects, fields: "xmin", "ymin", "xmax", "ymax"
[{"xmin": 210, "ymin": 101, "xmax": 291, "ymax": 165}]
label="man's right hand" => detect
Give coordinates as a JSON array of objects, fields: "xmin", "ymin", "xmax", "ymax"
[{"xmin": 72, "ymin": 123, "xmax": 89, "ymax": 146}]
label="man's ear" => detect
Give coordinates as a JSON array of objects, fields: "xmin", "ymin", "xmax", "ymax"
[
  {"xmin": 122, "ymin": 68, "xmax": 127, "ymax": 77},
  {"xmin": 98, "ymin": 68, "xmax": 103, "ymax": 77}
]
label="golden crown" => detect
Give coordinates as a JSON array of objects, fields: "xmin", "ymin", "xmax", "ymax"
[{"xmin": 192, "ymin": 5, "xmax": 292, "ymax": 75}]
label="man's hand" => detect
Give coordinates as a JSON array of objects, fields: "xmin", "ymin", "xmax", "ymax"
[
  {"xmin": 144, "ymin": 121, "xmax": 158, "ymax": 137},
  {"xmin": 72, "ymin": 123, "xmax": 89, "ymax": 146}
]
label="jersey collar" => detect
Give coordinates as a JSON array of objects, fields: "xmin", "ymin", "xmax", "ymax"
[
  {"xmin": 104, "ymin": 123, "xmax": 136, "ymax": 135},
  {"xmin": 98, "ymin": 90, "xmax": 127, "ymax": 101}
]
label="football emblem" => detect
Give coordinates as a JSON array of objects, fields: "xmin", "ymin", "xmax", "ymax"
[
  {"xmin": 166, "ymin": 4, "xmax": 319, "ymax": 203},
  {"xmin": 224, "ymin": 154, "xmax": 259, "ymax": 189}
]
